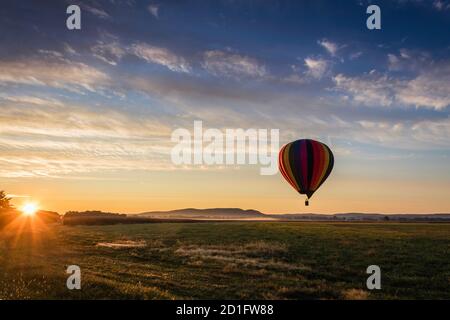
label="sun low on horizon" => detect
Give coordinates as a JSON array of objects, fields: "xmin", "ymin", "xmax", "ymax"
[{"xmin": 20, "ymin": 202, "xmax": 40, "ymax": 217}]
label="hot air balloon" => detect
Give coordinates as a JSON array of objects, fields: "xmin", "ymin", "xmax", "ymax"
[{"xmin": 278, "ymin": 139, "xmax": 334, "ymax": 206}]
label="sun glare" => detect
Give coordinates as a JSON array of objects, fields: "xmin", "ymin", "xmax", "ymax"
[{"xmin": 21, "ymin": 202, "xmax": 39, "ymax": 217}]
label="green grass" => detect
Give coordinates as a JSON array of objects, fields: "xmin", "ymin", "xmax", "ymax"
[{"xmin": 1, "ymin": 222, "xmax": 449, "ymax": 299}]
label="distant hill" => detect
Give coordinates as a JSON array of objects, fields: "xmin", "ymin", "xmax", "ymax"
[{"xmin": 137, "ymin": 208, "xmax": 270, "ymax": 220}]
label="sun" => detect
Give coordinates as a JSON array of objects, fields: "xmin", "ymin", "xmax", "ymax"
[{"xmin": 21, "ymin": 202, "xmax": 39, "ymax": 217}]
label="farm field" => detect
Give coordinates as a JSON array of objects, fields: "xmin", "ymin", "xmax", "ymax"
[{"xmin": 1, "ymin": 221, "xmax": 449, "ymax": 300}]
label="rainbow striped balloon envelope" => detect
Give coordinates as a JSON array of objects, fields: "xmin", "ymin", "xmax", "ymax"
[{"xmin": 278, "ymin": 139, "xmax": 334, "ymax": 206}]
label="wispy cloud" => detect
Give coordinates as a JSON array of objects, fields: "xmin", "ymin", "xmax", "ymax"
[
  {"xmin": 333, "ymin": 72, "xmax": 395, "ymax": 107},
  {"xmin": 0, "ymin": 58, "xmax": 109, "ymax": 93},
  {"xmin": 333, "ymin": 61, "xmax": 450, "ymax": 110},
  {"xmin": 349, "ymin": 51, "xmax": 363, "ymax": 60},
  {"xmin": 6, "ymin": 194, "xmax": 31, "ymax": 198},
  {"xmin": 395, "ymin": 65, "xmax": 450, "ymax": 110},
  {"xmin": 387, "ymin": 49, "xmax": 430, "ymax": 71},
  {"xmin": 282, "ymin": 73, "xmax": 307, "ymax": 85},
  {"xmin": 202, "ymin": 50, "xmax": 267, "ymax": 78},
  {"xmin": 318, "ymin": 39, "xmax": 339, "ymax": 56},
  {"xmin": 0, "ymin": 96, "xmax": 173, "ymax": 178},
  {"xmin": 0, "ymin": 94, "xmax": 64, "ymax": 107},
  {"xmin": 63, "ymin": 43, "xmax": 78, "ymax": 56},
  {"xmin": 147, "ymin": 4, "xmax": 159, "ymax": 18},
  {"xmin": 304, "ymin": 57, "xmax": 330, "ymax": 79},
  {"xmin": 433, "ymin": 0, "xmax": 450, "ymax": 11},
  {"xmin": 91, "ymin": 40, "xmax": 126, "ymax": 66},
  {"xmin": 364, "ymin": 0, "xmax": 450, "ymax": 12},
  {"xmin": 81, "ymin": 3, "xmax": 110, "ymax": 19},
  {"xmin": 130, "ymin": 43, "xmax": 191, "ymax": 73}
]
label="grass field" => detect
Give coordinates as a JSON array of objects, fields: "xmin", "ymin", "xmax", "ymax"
[{"xmin": 1, "ymin": 221, "xmax": 449, "ymax": 299}]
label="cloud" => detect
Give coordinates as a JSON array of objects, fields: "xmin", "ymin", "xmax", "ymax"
[
  {"xmin": 350, "ymin": 117, "xmax": 450, "ymax": 149},
  {"xmin": 370, "ymin": 0, "xmax": 450, "ymax": 11},
  {"xmin": 37, "ymin": 49, "xmax": 63, "ymax": 59},
  {"xmin": 81, "ymin": 4, "xmax": 110, "ymax": 19},
  {"xmin": 333, "ymin": 62, "xmax": 450, "ymax": 110},
  {"xmin": 410, "ymin": 117, "xmax": 450, "ymax": 146},
  {"xmin": 387, "ymin": 49, "xmax": 430, "ymax": 71},
  {"xmin": 0, "ymin": 59, "xmax": 109, "ymax": 93},
  {"xmin": 130, "ymin": 43, "xmax": 191, "ymax": 73},
  {"xmin": 282, "ymin": 73, "xmax": 307, "ymax": 84},
  {"xmin": 349, "ymin": 51, "xmax": 363, "ymax": 60},
  {"xmin": 0, "ymin": 94, "xmax": 64, "ymax": 107},
  {"xmin": 202, "ymin": 50, "xmax": 267, "ymax": 78},
  {"xmin": 333, "ymin": 73, "xmax": 395, "ymax": 107},
  {"xmin": 318, "ymin": 39, "xmax": 339, "ymax": 56},
  {"xmin": 6, "ymin": 194, "xmax": 31, "ymax": 198},
  {"xmin": 304, "ymin": 57, "xmax": 329, "ymax": 79},
  {"xmin": 91, "ymin": 40, "xmax": 126, "ymax": 66},
  {"xmin": 396, "ymin": 66, "xmax": 450, "ymax": 110},
  {"xmin": 0, "ymin": 97, "xmax": 173, "ymax": 178},
  {"xmin": 124, "ymin": 73, "xmax": 274, "ymax": 120},
  {"xmin": 387, "ymin": 53, "xmax": 401, "ymax": 71},
  {"xmin": 282, "ymin": 60, "xmax": 330, "ymax": 84},
  {"xmin": 63, "ymin": 43, "xmax": 78, "ymax": 55},
  {"xmin": 147, "ymin": 4, "xmax": 159, "ymax": 18},
  {"xmin": 433, "ymin": 0, "xmax": 450, "ymax": 10},
  {"xmin": 89, "ymin": 32, "xmax": 190, "ymax": 71}
]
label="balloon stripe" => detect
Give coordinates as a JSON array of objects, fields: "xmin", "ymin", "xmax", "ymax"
[
  {"xmin": 317, "ymin": 142, "xmax": 326, "ymax": 190},
  {"xmin": 289, "ymin": 141, "xmax": 302, "ymax": 192},
  {"xmin": 315, "ymin": 143, "xmax": 327, "ymax": 190},
  {"xmin": 309, "ymin": 141, "xmax": 318, "ymax": 190},
  {"xmin": 279, "ymin": 146, "xmax": 292, "ymax": 186},
  {"xmin": 279, "ymin": 145, "xmax": 298, "ymax": 190},
  {"xmin": 296, "ymin": 140, "xmax": 306, "ymax": 193},
  {"xmin": 316, "ymin": 144, "xmax": 333, "ymax": 191},
  {"xmin": 322, "ymin": 144, "xmax": 334, "ymax": 183},
  {"xmin": 283, "ymin": 144, "xmax": 300, "ymax": 191},
  {"xmin": 306, "ymin": 140, "xmax": 314, "ymax": 192},
  {"xmin": 310, "ymin": 141, "xmax": 323, "ymax": 191},
  {"xmin": 300, "ymin": 140, "xmax": 308, "ymax": 192},
  {"xmin": 278, "ymin": 146, "xmax": 288, "ymax": 180},
  {"xmin": 316, "ymin": 143, "xmax": 329, "ymax": 188}
]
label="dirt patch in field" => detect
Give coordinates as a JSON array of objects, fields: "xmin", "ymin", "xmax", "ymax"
[
  {"xmin": 175, "ymin": 241, "xmax": 309, "ymax": 272},
  {"xmin": 96, "ymin": 240, "xmax": 147, "ymax": 249},
  {"xmin": 341, "ymin": 288, "xmax": 369, "ymax": 300}
]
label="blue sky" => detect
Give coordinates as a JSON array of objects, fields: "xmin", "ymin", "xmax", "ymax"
[{"xmin": 0, "ymin": 0, "xmax": 449, "ymax": 213}]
